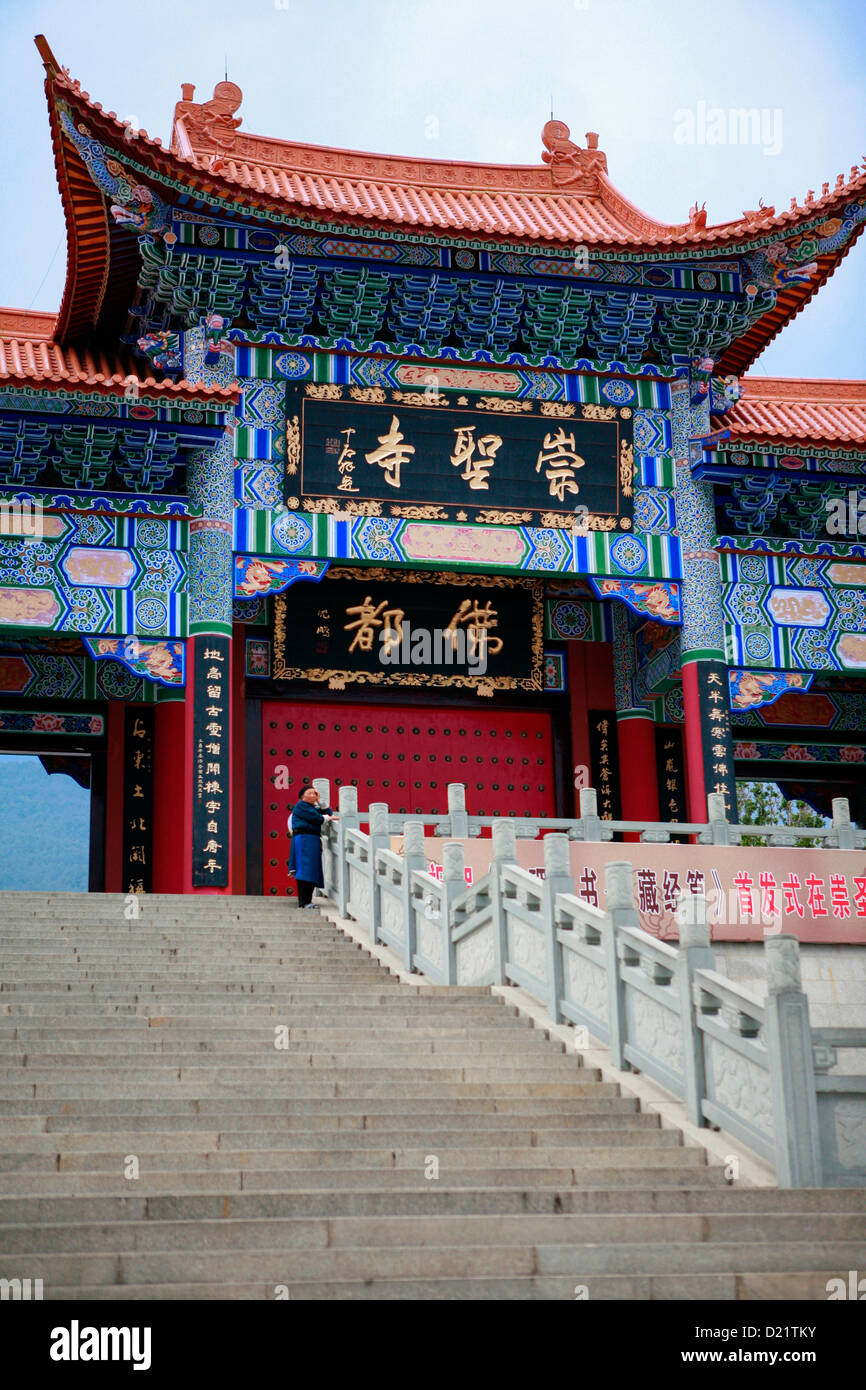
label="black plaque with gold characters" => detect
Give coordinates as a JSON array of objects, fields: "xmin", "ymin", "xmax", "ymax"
[
  {"xmin": 655, "ymin": 724, "xmax": 688, "ymax": 826},
  {"xmin": 588, "ymin": 709, "xmax": 622, "ymax": 820},
  {"xmin": 285, "ymin": 383, "xmax": 634, "ymax": 531},
  {"xmin": 274, "ymin": 568, "xmax": 543, "ymax": 692},
  {"xmin": 192, "ymin": 635, "xmax": 231, "ymax": 887},
  {"xmin": 697, "ymin": 659, "xmax": 737, "ymax": 818},
  {"xmin": 122, "ymin": 706, "xmax": 154, "ymax": 894}
]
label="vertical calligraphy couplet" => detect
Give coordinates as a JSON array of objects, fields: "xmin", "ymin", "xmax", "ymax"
[
  {"xmin": 191, "ymin": 633, "xmax": 232, "ymax": 887},
  {"xmin": 122, "ymin": 706, "xmax": 155, "ymax": 894},
  {"xmin": 655, "ymin": 724, "xmax": 688, "ymax": 831},
  {"xmin": 588, "ymin": 709, "xmax": 622, "ymax": 821},
  {"xmin": 696, "ymin": 659, "xmax": 738, "ymax": 819}
]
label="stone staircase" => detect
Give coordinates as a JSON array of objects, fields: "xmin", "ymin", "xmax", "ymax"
[{"xmin": 0, "ymin": 891, "xmax": 862, "ymax": 1300}]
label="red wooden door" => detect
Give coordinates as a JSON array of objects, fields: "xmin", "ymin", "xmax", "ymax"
[{"xmin": 261, "ymin": 700, "xmax": 555, "ymax": 896}]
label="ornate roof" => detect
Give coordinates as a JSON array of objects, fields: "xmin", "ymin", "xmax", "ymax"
[
  {"xmin": 170, "ymin": 83, "xmax": 866, "ymax": 251},
  {"xmin": 713, "ymin": 376, "xmax": 866, "ymax": 448},
  {"xmin": 0, "ymin": 308, "xmax": 236, "ymax": 401},
  {"xmin": 32, "ymin": 36, "xmax": 866, "ymax": 372}
]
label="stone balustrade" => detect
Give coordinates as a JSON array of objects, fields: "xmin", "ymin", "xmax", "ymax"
[{"xmin": 315, "ymin": 778, "xmax": 866, "ymax": 1189}]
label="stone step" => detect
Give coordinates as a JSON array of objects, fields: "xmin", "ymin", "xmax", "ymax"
[
  {"xmin": 29, "ymin": 1270, "xmax": 848, "ymax": 1300},
  {"xmin": 0, "ymin": 1124, "xmax": 669, "ymax": 1155},
  {"xmin": 0, "ymin": 1047, "xmax": 563, "ymax": 1069},
  {"xmin": 0, "ymin": 1109, "xmax": 648, "ymax": 1135},
  {"xmin": 2, "ymin": 887, "xmax": 854, "ymax": 1301},
  {"xmin": 0, "ymin": 1037, "xmax": 561, "ymax": 1058},
  {"xmin": 0, "ymin": 1165, "xmax": 724, "ymax": 1194},
  {"xmin": 0, "ymin": 1185, "xmax": 859, "ymax": 1225},
  {"xmin": 0, "ymin": 1094, "xmax": 624, "ymax": 1117},
  {"xmin": 0, "ymin": 1080, "xmax": 623, "ymax": 1101},
  {"xmin": 0, "ymin": 1004, "xmax": 526, "ymax": 1021},
  {"xmin": 4, "ymin": 1211, "xmax": 866, "ymax": 1255},
  {"xmin": 3, "ymin": 1239, "xmax": 864, "ymax": 1284},
  {"xmin": 0, "ymin": 1020, "xmax": 539, "ymax": 1038},
  {"xmin": 0, "ymin": 1141, "xmax": 697, "ymax": 1174}
]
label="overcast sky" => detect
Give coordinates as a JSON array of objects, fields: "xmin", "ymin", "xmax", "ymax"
[{"xmin": 1, "ymin": 0, "xmax": 864, "ymax": 378}]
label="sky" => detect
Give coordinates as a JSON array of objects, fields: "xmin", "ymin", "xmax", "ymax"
[
  {"xmin": 0, "ymin": 755, "xmax": 90, "ymax": 890},
  {"xmin": 0, "ymin": 0, "xmax": 864, "ymax": 378}
]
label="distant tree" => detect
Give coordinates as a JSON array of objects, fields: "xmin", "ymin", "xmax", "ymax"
[{"xmin": 736, "ymin": 781, "xmax": 826, "ymax": 847}]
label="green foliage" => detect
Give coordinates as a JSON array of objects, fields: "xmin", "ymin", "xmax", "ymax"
[{"xmin": 736, "ymin": 780, "xmax": 826, "ymax": 848}]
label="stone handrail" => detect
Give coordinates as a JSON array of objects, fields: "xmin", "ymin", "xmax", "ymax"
[
  {"xmin": 325, "ymin": 781, "xmax": 865, "ymax": 849},
  {"xmin": 316, "ymin": 780, "xmax": 866, "ymax": 1189}
]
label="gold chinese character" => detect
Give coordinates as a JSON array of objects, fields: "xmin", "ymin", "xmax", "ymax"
[
  {"xmin": 450, "ymin": 426, "xmax": 503, "ymax": 491},
  {"xmin": 203, "ymin": 648, "xmax": 224, "ymax": 662},
  {"xmin": 206, "ymin": 685, "xmax": 222, "ymax": 699},
  {"xmin": 444, "ymin": 599, "xmax": 503, "ymax": 662},
  {"xmin": 344, "ymin": 596, "xmax": 405, "ymax": 654},
  {"xmin": 131, "ymin": 717, "xmax": 147, "ymax": 739},
  {"xmin": 365, "ymin": 415, "xmax": 415, "ymax": 488},
  {"xmin": 535, "ymin": 427, "xmax": 585, "ymax": 502}
]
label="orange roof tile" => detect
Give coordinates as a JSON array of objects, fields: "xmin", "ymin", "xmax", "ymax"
[
  {"xmin": 713, "ymin": 376, "xmax": 866, "ymax": 448},
  {"xmin": 0, "ymin": 308, "xmax": 237, "ymax": 402}
]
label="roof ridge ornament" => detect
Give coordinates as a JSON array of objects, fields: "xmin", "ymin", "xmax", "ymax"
[
  {"xmin": 173, "ymin": 80, "xmax": 243, "ymax": 152},
  {"xmin": 540, "ymin": 119, "xmax": 605, "ymax": 185}
]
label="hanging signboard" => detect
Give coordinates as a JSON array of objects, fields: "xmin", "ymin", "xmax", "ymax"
[
  {"xmin": 285, "ymin": 383, "xmax": 634, "ymax": 532},
  {"xmin": 273, "ymin": 568, "xmax": 543, "ymax": 692}
]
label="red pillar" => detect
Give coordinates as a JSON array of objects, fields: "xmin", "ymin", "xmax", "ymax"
[
  {"xmin": 567, "ymin": 640, "xmax": 615, "ymax": 816},
  {"xmin": 566, "ymin": 643, "xmax": 591, "ymax": 816},
  {"xmin": 103, "ymin": 702, "xmax": 125, "ymax": 892},
  {"xmin": 616, "ymin": 713, "xmax": 660, "ymax": 828},
  {"xmin": 682, "ymin": 659, "xmax": 707, "ymax": 824}
]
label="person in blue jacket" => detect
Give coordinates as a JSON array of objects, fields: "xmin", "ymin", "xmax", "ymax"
[{"xmin": 288, "ymin": 784, "xmax": 335, "ymax": 908}]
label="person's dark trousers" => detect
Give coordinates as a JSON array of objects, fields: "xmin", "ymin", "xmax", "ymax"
[{"xmin": 296, "ymin": 880, "xmax": 315, "ymax": 908}]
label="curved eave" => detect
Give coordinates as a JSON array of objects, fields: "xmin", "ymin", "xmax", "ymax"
[
  {"xmin": 0, "ymin": 356, "xmax": 238, "ymax": 404},
  {"xmin": 709, "ymin": 426, "xmax": 866, "ymax": 450},
  {"xmin": 52, "ymin": 70, "xmax": 866, "ymax": 253},
  {"xmin": 715, "ymin": 225, "xmax": 866, "ymax": 376},
  {"xmin": 47, "ymin": 73, "xmax": 111, "ymax": 344}
]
